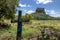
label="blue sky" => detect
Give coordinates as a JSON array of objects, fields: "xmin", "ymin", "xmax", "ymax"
[{"xmin": 16, "ymin": 0, "xmax": 60, "ymax": 17}]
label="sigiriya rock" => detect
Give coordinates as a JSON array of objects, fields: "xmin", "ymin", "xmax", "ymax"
[
  {"xmin": 31, "ymin": 8, "xmax": 54, "ymax": 20},
  {"xmin": 36, "ymin": 8, "xmax": 46, "ymax": 14}
]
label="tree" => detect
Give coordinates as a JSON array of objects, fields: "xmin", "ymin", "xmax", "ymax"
[
  {"xmin": 22, "ymin": 13, "xmax": 34, "ymax": 20},
  {"xmin": 0, "ymin": 0, "xmax": 18, "ymax": 20},
  {"xmin": 0, "ymin": 0, "xmax": 18, "ymax": 28}
]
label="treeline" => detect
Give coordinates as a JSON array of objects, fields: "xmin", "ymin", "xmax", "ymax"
[
  {"xmin": 14, "ymin": 12, "xmax": 60, "ymax": 21},
  {"xmin": 14, "ymin": 13, "xmax": 34, "ymax": 22}
]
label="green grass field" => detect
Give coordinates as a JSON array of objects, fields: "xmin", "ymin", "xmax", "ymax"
[{"xmin": 0, "ymin": 20, "xmax": 60, "ymax": 40}]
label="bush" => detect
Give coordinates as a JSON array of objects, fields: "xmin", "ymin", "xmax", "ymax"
[{"xmin": 0, "ymin": 20, "xmax": 11, "ymax": 29}]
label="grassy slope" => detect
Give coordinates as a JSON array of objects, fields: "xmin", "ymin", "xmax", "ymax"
[{"xmin": 0, "ymin": 20, "xmax": 60, "ymax": 40}]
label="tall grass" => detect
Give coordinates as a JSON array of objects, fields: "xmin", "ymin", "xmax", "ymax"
[{"xmin": 0, "ymin": 20, "xmax": 60, "ymax": 40}]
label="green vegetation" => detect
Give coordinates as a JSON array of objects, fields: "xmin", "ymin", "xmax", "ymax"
[
  {"xmin": 31, "ymin": 12, "xmax": 60, "ymax": 20},
  {"xmin": 0, "ymin": 0, "xmax": 18, "ymax": 28},
  {"xmin": 0, "ymin": 20, "xmax": 60, "ymax": 40},
  {"xmin": 0, "ymin": 0, "xmax": 18, "ymax": 19},
  {"xmin": 31, "ymin": 13, "xmax": 52, "ymax": 20}
]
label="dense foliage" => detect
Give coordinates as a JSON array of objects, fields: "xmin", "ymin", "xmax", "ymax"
[
  {"xmin": 22, "ymin": 13, "xmax": 34, "ymax": 20},
  {"xmin": 0, "ymin": 0, "xmax": 18, "ymax": 20},
  {"xmin": 0, "ymin": 0, "xmax": 18, "ymax": 28}
]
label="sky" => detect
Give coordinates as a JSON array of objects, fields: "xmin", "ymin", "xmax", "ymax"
[{"xmin": 16, "ymin": 0, "xmax": 60, "ymax": 17}]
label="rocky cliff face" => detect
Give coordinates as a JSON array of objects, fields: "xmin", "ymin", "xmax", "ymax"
[{"xmin": 36, "ymin": 8, "xmax": 46, "ymax": 14}]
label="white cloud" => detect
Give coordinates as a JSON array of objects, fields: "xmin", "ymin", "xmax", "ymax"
[
  {"xmin": 26, "ymin": 10, "xmax": 35, "ymax": 14},
  {"xmin": 45, "ymin": 9, "xmax": 56, "ymax": 14},
  {"xmin": 24, "ymin": 10, "xmax": 27, "ymax": 12},
  {"xmin": 45, "ymin": 9, "xmax": 60, "ymax": 17},
  {"xmin": 35, "ymin": 0, "xmax": 53, "ymax": 4},
  {"xmin": 19, "ymin": 3, "xmax": 31, "ymax": 7},
  {"xmin": 19, "ymin": 4, "xmax": 26, "ymax": 7},
  {"xmin": 27, "ymin": 5, "xmax": 31, "ymax": 7},
  {"xmin": 50, "ymin": 14, "xmax": 60, "ymax": 17}
]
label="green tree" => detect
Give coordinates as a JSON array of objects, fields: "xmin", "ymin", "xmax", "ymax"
[
  {"xmin": 22, "ymin": 13, "xmax": 34, "ymax": 20},
  {"xmin": 0, "ymin": 0, "xmax": 18, "ymax": 20},
  {"xmin": 0, "ymin": 0, "xmax": 18, "ymax": 28}
]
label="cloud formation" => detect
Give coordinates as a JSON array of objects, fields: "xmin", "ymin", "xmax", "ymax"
[
  {"xmin": 45, "ymin": 10, "xmax": 57, "ymax": 14},
  {"xmin": 45, "ymin": 9, "xmax": 60, "ymax": 17},
  {"xmin": 19, "ymin": 3, "xmax": 31, "ymax": 7},
  {"xmin": 35, "ymin": 0, "xmax": 53, "ymax": 4},
  {"xmin": 26, "ymin": 10, "xmax": 35, "ymax": 14}
]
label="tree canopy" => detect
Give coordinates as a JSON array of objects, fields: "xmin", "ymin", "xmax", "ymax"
[
  {"xmin": 0, "ymin": 0, "xmax": 18, "ymax": 28},
  {"xmin": 0, "ymin": 0, "xmax": 18, "ymax": 20},
  {"xmin": 22, "ymin": 13, "xmax": 34, "ymax": 20}
]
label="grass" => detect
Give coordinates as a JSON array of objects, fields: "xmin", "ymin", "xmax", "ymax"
[
  {"xmin": 22, "ymin": 20, "xmax": 60, "ymax": 37},
  {"xmin": 0, "ymin": 20, "xmax": 60, "ymax": 40}
]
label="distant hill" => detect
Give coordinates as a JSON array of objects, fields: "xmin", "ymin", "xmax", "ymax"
[
  {"xmin": 31, "ymin": 8, "xmax": 60, "ymax": 20},
  {"xmin": 31, "ymin": 13, "xmax": 55, "ymax": 20}
]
